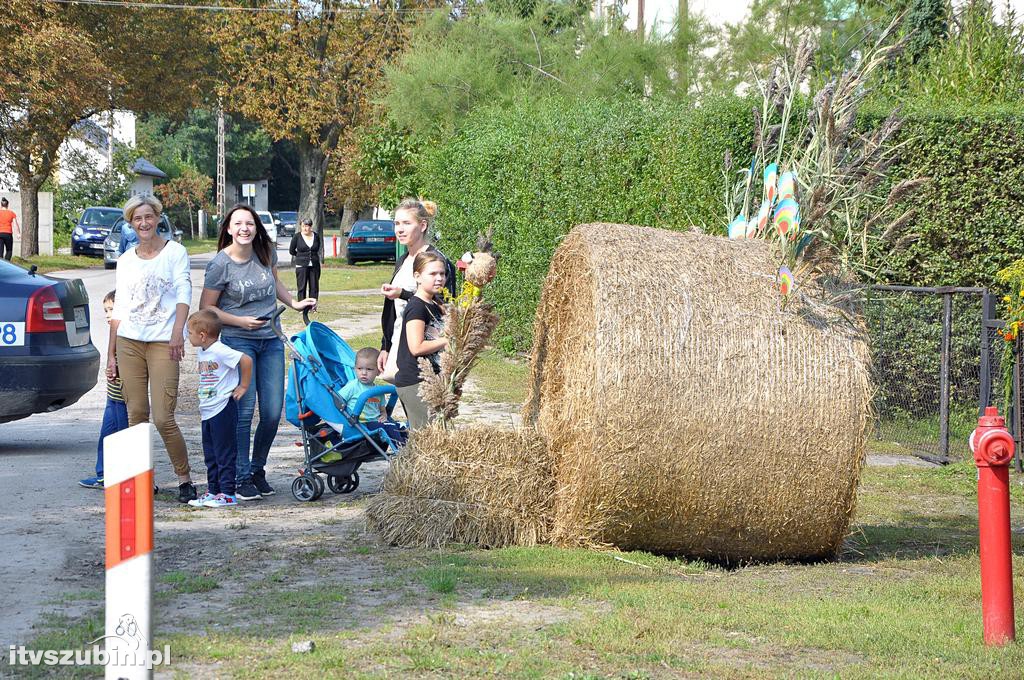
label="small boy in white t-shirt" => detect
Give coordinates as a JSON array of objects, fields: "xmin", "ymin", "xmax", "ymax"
[{"xmin": 186, "ymin": 310, "xmax": 252, "ymax": 508}]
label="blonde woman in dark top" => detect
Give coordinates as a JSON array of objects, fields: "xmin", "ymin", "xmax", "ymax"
[{"xmin": 288, "ymin": 218, "xmax": 322, "ymax": 299}]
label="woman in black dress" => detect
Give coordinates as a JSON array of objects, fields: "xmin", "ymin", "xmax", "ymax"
[{"xmin": 289, "ymin": 218, "xmax": 322, "ymax": 299}]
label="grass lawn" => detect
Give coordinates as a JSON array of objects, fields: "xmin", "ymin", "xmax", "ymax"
[
  {"xmin": 22, "ymin": 275, "xmax": 1024, "ymax": 678},
  {"xmin": 11, "ymin": 254, "xmax": 102, "ymax": 273},
  {"xmin": 181, "ymin": 237, "xmax": 219, "ymax": 255},
  {"xmin": 27, "ymin": 462, "xmax": 1024, "ymax": 678},
  {"xmin": 278, "ymin": 263, "xmax": 393, "ymax": 293}
]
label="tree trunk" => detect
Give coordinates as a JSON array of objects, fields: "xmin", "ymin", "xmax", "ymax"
[
  {"xmin": 297, "ymin": 139, "xmax": 329, "ymax": 237},
  {"xmin": 339, "ymin": 203, "xmax": 358, "ymax": 233},
  {"xmin": 18, "ymin": 173, "xmax": 42, "ymax": 258}
]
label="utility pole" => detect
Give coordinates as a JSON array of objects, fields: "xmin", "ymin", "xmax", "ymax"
[
  {"xmin": 637, "ymin": 0, "xmax": 645, "ymax": 40},
  {"xmin": 677, "ymin": 0, "xmax": 689, "ymax": 95},
  {"xmin": 216, "ymin": 102, "xmax": 226, "ymax": 221}
]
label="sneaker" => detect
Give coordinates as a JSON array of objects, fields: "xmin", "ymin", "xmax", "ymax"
[
  {"xmin": 177, "ymin": 482, "xmax": 198, "ymax": 504},
  {"xmin": 235, "ymin": 481, "xmax": 262, "ymax": 501},
  {"xmin": 188, "ymin": 492, "xmax": 215, "ymax": 508},
  {"xmin": 78, "ymin": 476, "xmax": 104, "ymax": 489},
  {"xmin": 203, "ymin": 493, "xmax": 238, "ymax": 508},
  {"xmin": 251, "ymin": 470, "xmax": 276, "ymax": 496}
]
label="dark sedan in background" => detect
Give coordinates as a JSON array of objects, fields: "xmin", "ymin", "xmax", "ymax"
[
  {"xmin": 346, "ymin": 219, "xmax": 396, "ymax": 265},
  {"xmin": 71, "ymin": 206, "xmax": 122, "ymax": 256},
  {"xmin": 0, "ymin": 260, "xmax": 99, "ymax": 423},
  {"xmin": 276, "ymin": 210, "xmax": 299, "ymax": 237}
]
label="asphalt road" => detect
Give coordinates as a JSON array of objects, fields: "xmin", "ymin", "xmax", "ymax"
[{"xmin": 0, "ymin": 240, "xmax": 291, "ymax": 648}]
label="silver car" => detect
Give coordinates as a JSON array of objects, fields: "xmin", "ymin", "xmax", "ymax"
[{"xmin": 103, "ymin": 216, "xmax": 183, "ymax": 269}]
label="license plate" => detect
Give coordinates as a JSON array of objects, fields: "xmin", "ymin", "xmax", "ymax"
[
  {"xmin": 367, "ymin": 237, "xmax": 384, "ymax": 242},
  {"xmin": 0, "ymin": 322, "xmax": 25, "ymax": 347},
  {"xmin": 90, "ymin": 243, "xmax": 103, "ymax": 249},
  {"xmin": 74, "ymin": 306, "xmax": 87, "ymax": 329}
]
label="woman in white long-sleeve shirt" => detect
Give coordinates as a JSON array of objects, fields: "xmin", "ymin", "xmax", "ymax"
[{"xmin": 107, "ymin": 195, "xmax": 197, "ymax": 503}]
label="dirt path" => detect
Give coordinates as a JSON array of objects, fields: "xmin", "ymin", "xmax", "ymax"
[{"xmin": 1, "ymin": 260, "xmax": 519, "ymax": 658}]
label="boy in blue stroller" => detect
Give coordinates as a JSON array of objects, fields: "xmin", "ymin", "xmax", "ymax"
[{"xmin": 275, "ymin": 307, "xmax": 408, "ymax": 501}]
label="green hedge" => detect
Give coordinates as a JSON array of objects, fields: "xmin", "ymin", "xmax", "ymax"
[
  {"xmin": 872, "ymin": 106, "xmax": 1024, "ymax": 288},
  {"xmin": 418, "ymin": 96, "xmax": 1024, "ymax": 351},
  {"xmin": 419, "ymin": 96, "xmax": 752, "ymax": 351}
]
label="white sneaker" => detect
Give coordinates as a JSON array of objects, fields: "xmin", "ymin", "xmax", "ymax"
[
  {"xmin": 203, "ymin": 493, "xmax": 238, "ymax": 508},
  {"xmin": 188, "ymin": 492, "xmax": 215, "ymax": 508}
]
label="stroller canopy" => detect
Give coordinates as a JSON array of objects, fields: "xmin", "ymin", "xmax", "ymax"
[{"xmin": 285, "ymin": 321, "xmax": 357, "ymax": 428}]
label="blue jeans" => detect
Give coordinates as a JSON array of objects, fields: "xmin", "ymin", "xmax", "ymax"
[
  {"xmin": 221, "ymin": 335, "xmax": 284, "ymax": 483},
  {"xmin": 202, "ymin": 398, "xmax": 238, "ymax": 496},
  {"xmin": 96, "ymin": 398, "xmax": 129, "ymax": 478}
]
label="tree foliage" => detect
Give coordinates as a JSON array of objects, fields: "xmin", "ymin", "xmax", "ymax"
[
  {"xmin": 875, "ymin": 0, "xmax": 1024, "ymax": 108},
  {"xmin": 0, "ymin": 0, "xmax": 214, "ymax": 254},
  {"xmin": 136, "ymin": 110, "xmax": 272, "ymax": 183},
  {"xmin": 156, "ymin": 165, "xmax": 214, "ymax": 239},
  {"xmin": 215, "ymin": 0, "xmax": 412, "ymax": 229},
  {"xmin": 50, "ymin": 143, "xmax": 135, "ymax": 247},
  {"xmin": 382, "ymin": 3, "xmax": 677, "ymax": 141}
]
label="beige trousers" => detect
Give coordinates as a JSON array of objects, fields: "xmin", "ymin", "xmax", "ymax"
[
  {"xmin": 117, "ymin": 337, "xmax": 191, "ymax": 477},
  {"xmin": 396, "ymin": 384, "xmax": 432, "ymax": 431}
]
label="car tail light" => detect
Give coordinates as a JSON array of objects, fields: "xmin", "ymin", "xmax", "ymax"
[
  {"xmin": 26, "ymin": 286, "xmax": 64, "ymax": 333},
  {"xmin": 384, "ymin": 236, "xmax": 396, "ymax": 243},
  {"xmin": 348, "ymin": 236, "xmax": 365, "ymax": 244}
]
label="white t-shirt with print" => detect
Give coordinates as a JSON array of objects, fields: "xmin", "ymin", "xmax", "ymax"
[
  {"xmin": 197, "ymin": 340, "xmax": 244, "ymax": 420},
  {"xmin": 112, "ymin": 240, "xmax": 192, "ymax": 342}
]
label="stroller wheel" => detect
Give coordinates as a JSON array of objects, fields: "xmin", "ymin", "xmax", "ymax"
[
  {"xmin": 328, "ymin": 472, "xmax": 360, "ymax": 494},
  {"xmin": 291, "ymin": 475, "xmax": 318, "ymax": 502},
  {"xmin": 311, "ymin": 474, "xmax": 326, "ymax": 500}
]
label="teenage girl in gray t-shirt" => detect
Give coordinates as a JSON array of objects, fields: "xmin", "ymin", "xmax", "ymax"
[{"xmin": 199, "ymin": 204, "xmax": 317, "ymax": 502}]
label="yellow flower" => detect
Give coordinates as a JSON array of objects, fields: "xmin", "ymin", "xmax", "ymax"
[
  {"xmin": 1019, "ymin": 290, "xmax": 1024, "ymax": 297},
  {"xmin": 1005, "ymin": 295, "xmax": 1012, "ymax": 303}
]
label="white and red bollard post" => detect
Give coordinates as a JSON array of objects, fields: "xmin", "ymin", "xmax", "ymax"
[
  {"xmin": 969, "ymin": 407, "xmax": 1016, "ymax": 646},
  {"xmin": 104, "ymin": 424, "xmax": 155, "ymax": 678}
]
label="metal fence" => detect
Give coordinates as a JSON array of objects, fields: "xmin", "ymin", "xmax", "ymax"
[{"xmin": 863, "ymin": 285, "xmax": 1020, "ymax": 466}]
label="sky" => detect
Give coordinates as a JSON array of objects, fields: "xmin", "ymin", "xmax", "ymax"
[{"xmin": 692, "ymin": 0, "xmax": 1024, "ymax": 27}]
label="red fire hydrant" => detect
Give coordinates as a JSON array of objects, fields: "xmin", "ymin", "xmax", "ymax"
[{"xmin": 969, "ymin": 406, "xmax": 1017, "ymax": 646}]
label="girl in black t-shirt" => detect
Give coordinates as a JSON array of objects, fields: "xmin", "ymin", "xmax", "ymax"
[{"xmin": 394, "ymin": 251, "xmax": 448, "ymax": 430}]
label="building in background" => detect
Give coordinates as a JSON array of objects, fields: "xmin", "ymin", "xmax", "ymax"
[
  {"xmin": 226, "ymin": 178, "xmax": 270, "ymax": 212},
  {"xmin": 130, "ymin": 158, "xmax": 167, "ymax": 197}
]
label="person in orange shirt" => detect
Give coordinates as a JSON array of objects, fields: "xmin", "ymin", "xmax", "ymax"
[{"xmin": 0, "ymin": 197, "xmax": 21, "ymax": 261}]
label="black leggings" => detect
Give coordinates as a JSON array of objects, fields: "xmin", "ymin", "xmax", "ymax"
[
  {"xmin": 0, "ymin": 233, "xmax": 12, "ymax": 260},
  {"xmin": 296, "ymin": 264, "xmax": 320, "ymax": 299}
]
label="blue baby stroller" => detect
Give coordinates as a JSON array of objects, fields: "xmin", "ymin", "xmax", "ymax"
[{"xmin": 273, "ymin": 306, "xmax": 406, "ymax": 502}]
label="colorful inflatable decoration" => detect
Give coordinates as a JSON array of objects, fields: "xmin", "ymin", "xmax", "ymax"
[
  {"xmin": 773, "ymin": 198, "xmax": 800, "ymax": 240},
  {"xmin": 728, "ymin": 215, "xmax": 749, "ymax": 240},
  {"xmin": 778, "ymin": 171, "xmax": 797, "ymax": 200},
  {"xmin": 778, "ymin": 265, "xmax": 795, "ymax": 296},
  {"xmin": 764, "ymin": 163, "xmax": 779, "ymax": 205}
]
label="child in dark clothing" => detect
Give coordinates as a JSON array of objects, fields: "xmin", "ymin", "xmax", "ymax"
[
  {"xmin": 186, "ymin": 310, "xmax": 253, "ymax": 508},
  {"xmin": 393, "ymin": 252, "xmax": 448, "ymax": 430},
  {"xmin": 79, "ymin": 291, "xmax": 129, "ymax": 489}
]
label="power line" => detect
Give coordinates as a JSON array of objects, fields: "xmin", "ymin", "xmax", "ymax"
[{"xmin": 43, "ymin": 0, "xmax": 438, "ymax": 13}]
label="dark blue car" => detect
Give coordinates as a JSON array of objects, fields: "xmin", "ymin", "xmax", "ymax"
[
  {"xmin": 72, "ymin": 206, "xmax": 122, "ymax": 257},
  {"xmin": 346, "ymin": 220, "xmax": 396, "ymax": 265},
  {"xmin": 0, "ymin": 260, "xmax": 99, "ymax": 423}
]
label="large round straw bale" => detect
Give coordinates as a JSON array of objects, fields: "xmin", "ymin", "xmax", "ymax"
[
  {"xmin": 366, "ymin": 425, "xmax": 554, "ymax": 548},
  {"xmin": 523, "ymin": 223, "xmax": 872, "ymax": 561}
]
